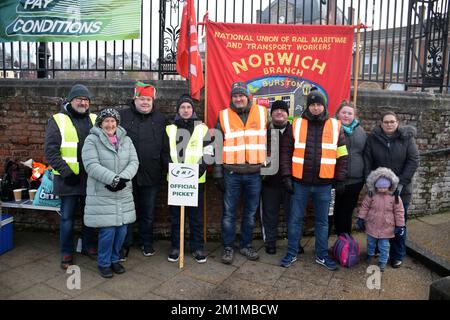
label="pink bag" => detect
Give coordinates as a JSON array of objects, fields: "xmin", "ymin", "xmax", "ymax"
[{"xmin": 332, "ymin": 233, "xmax": 360, "ymax": 268}]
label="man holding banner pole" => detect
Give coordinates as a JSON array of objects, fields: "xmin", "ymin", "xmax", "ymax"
[
  {"xmin": 213, "ymin": 82, "xmax": 268, "ymax": 265},
  {"xmin": 166, "ymin": 94, "xmax": 213, "ymax": 264}
]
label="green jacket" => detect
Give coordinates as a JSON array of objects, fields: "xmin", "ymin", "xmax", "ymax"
[{"xmin": 82, "ymin": 125, "xmax": 139, "ymax": 228}]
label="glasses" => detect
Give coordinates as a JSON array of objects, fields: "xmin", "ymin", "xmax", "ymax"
[
  {"xmin": 382, "ymin": 120, "xmax": 397, "ymax": 125},
  {"xmin": 73, "ymin": 97, "xmax": 89, "ymax": 103}
]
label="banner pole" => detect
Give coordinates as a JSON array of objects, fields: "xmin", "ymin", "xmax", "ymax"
[
  {"xmin": 179, "ymin": 206, "xmax": 185, "ymax": 269},
  {"xmin": 353, "ymin": 19, "xmax": 362, "ymax": 110},
  {"xmin": 203, "ymin": 21, "xmax": 208, "ymax": 244}
]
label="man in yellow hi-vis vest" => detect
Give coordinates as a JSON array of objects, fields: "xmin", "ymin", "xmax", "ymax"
[
  {"xmin": 279, "ymin": 88, "xmax": 348, "ymax": 270},
  {"xmin": 166, "ymin": 94, "xmax": 213, "ymax": 264},
  {"xmin": 44, "ymin": 84, "xmax": 97, "ymax": 270}
]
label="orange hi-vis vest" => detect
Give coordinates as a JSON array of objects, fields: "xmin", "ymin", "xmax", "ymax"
[
  {"xmin": 219, "ymin": 103, "xmax": 267, "ymax": 165},
  {"xmin": 292, "ymin": 117, "xmax": 346, "ymax": 179}
]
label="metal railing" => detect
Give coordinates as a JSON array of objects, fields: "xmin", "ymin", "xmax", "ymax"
[{"xmin": 1, "ymin": 0, "xmax": 449, "ymax": 92}]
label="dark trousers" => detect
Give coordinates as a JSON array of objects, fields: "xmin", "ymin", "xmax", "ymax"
[
  {"xmin": 261, "ymin": 184, "xmax": 291, "ymax": 246},
  {"xmin": 390, "ymin": 202, "xmax": 409, "ymax": 262},
  {"xmin": 169, "ymin": 184, "xmax": 205, "ymax": 252},
  {"xmin": 330, "ymin": 182, "xmax": 364, "ymax": 236},
  {"xmin": 123, "ymin": 184, "xmax": 160, "ymax": 248}
]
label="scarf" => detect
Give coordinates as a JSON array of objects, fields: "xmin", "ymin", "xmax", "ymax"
[{"xmin": 342, "ymin": 119, "xmax": 359, "ymax": 135}]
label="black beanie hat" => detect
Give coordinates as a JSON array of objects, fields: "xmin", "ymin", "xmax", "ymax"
[
  {"xmin": 96, "ymin": 108, "xmax": 120, "ymax": 127},
  {"xmin": 67, "ymin": 84, "xmax": 91, "ymax": 102},
  {"xmin": 271, "ymin": 100, "xmax": 289, "ymax": 115},
  {"xmin": 306, "ymin": 87, "xmax": 327, "ymax": 108},
  {"xmin": 176, "ymin": 94, "xmax": 195, "ymax": 112}
]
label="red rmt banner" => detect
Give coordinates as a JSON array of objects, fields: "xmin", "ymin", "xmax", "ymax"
[{"xmin": 206, "ymin": 21, "xmax": 354, "ymax": 127}]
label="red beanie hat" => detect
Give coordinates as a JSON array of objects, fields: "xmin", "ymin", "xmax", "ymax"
[{"xmin": 135, "ymin": 81, "xmax": 156, "ymax": 98}]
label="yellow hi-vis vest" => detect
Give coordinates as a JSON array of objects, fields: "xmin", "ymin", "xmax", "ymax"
[
  {"xmin": 166, "ymin": 123, "xmax": 209, "ymax": 183},
  {"xmin": 52, "ymin": 113, "xmax": 97, "ymax": 175},
  {"xmin": 292, "ymin": 117, "xmax": 348, "ymax": 179}
]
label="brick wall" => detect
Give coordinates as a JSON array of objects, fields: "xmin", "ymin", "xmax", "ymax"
[{"xmin": 0, "ymin": 80, "xmax": 449, "ymax": 239}]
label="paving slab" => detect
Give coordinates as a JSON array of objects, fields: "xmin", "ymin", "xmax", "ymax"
[
  {"xmin": 207, "ymin": 276, "xmax": 274, "ymax": 300},
  {"xmin": 8, "ymin": 283, "xmax": 71, "ymax": 300},
  {"xmin": 234, "ymin": 260, "xmax": 285, "ymax": 287},
  {"xmin": 182, "ymin": 258, "xmax": 237, "ymax": 285},
  {"xmin": 71, "ymin": 288, "xmax": 120, "ymax": 300},
  {"xmin": 153, "ymin": 272, "xmax": 216, "ymax": 300},
  {"xmin": 268, "ymin": 276, "xmax": 328, "ymax": 300}
]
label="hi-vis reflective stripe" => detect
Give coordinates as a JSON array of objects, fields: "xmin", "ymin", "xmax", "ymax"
[
  {"xmin": 223, "ymin": 109, "xmax": 232, "ymax": 133},
  {"xmin": 224, "ymin": 129, "xmax": 267, "ymax": 139},
  {"xmin": 61, "ymin": 142, "xmax": 78, "ymax": 148},
  {"xmin": 330, "ymin": 117, "xmax": 339, "ymax": 146},
  {"xmin": 322, "ymin": 143, "xmax": 337, "ymax": 150},
  {"xmin": 321, "ymin": 158, "xmax": 337, "ymax": 164},
  {"xmin": 294, "ymin": 142, "xmax": 306, "ymax": 149},
  {"xmin": 223, "ymin": 145, "xmax": 265, "ymax": 152},
  {"xmin": 292, "ymin": 157, "xmax": 304, "ymax": 164}
]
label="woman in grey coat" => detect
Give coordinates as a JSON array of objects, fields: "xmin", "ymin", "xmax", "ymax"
[
  {"xmin": 82, "ymin": 108, "xmax": 139, "ymax": 278},
  {"xmin": 331, "ymin": 101, "xmax": 367, "ymax": 236}
]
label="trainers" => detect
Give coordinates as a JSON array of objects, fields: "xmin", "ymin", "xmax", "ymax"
[
  {"xmin": 142, "ymin": 245, "xmax": 155, "ymax": 257},
  {"xmin": 168, "ymin": 249, "xmax": 180, "ymax": 262},
  {"xmin": 221, "ymin": 247, "xmax": 234, "ymax": 265},
  {"xmin": 378, "ymin": 262, "xmax": 387, "ymax": 272},
  {"xmin": 192, "ymin": 250, "xmax": 207, "ymax": 264},
  {"xmin": 240, "ymin": 246, "xmax": 259, "ymax": 261},
  {"xmin": 98, "ymin": 266, "xmax": 113, "ymax": 278},
  {"xmin": 111, "ymin": 262, "xmax": 126, "ymax": 274},
  {"xmin": 391, "ymin": 260, "xmax": 402, "ymax": 268},
  {"xmin": 81, "ymin": 247, "xmax": 97, "ymax": 260},
  {"xmin": 280, "ymin": 254, "xmax": 298, "ymax": 268},
  {"xmin": 60, "ymin": 255, "xmax": 73, "ymax": 270},
  {"xmin": 315, "ymin": 255, "xmax": 338, "ymax": 271},
  {"xmin": 119, "ymin": 247, "xmax": 129, "ymax": 262}
]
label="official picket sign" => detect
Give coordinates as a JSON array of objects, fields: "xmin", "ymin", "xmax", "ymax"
[{"xmin": 168, "ymin": 163, "xmax": 199, "ymax": 207}]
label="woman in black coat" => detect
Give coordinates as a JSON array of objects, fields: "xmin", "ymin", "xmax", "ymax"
[{"xmin": 364, "ymin": 111, "xmax": 419, "ymax": 268}]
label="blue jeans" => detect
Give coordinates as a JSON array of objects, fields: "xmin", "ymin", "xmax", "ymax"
[
  {"xmin": 367, "ymin": 235, "xmax": 390, "ymax": 265},
  {"xmin": 287, "ymin": 182, "xmax": 331, "ymax": 258},
  {"xmin": 222, "ymin": 171, "xmax": 261, "ymax": 249},
  {"xmin": 98, "ymin": 225, "xmax": 127, "ymax": 268},
  {"xmin": 60, "ymin": 195, "xmax": 96, "ymax": 257},
  {"xmin": 390, "ymin": 202, "xmax": 409, "ymax": 262},
  {"xmin": 170, "ymin": 184, "xmax": 204, "ymax": 252},
  {"xmin": 123, "ymin": 185, "xmax": 159, "ymax": 248}
]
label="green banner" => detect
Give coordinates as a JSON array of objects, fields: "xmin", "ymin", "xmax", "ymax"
[{"xmin": 0, "ymin": 0, "xmax": 141, "ymax": 42}]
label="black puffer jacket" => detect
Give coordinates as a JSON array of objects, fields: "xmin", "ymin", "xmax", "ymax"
[
  {"xmin": 119, "ymin": 102, "xmax": 169, "ymax": 186},
  {"xmin": 280, "ymin": 109, "xmax": 348, "ymax": 185},
  {"xmin": 364, "ymin": 125, "xmax": 419, "ymax": 204},
  {"xmin": 44, "ymin": 103, "xmax": 94, "ymax": 196},
  {"xmin": 262, "ymin": 121, "xmax": 291, "ymax": 187}
]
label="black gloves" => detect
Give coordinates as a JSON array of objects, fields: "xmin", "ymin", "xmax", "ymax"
[
  {"xmin": 334, "ymin": 183, "xmax": 345, "ymax": 195},
  {"xmin": 105, "ymin": 178, "xmax": 130, "ymax": 192},
  {"xmin": 214, "ymin": 178, "xmax": 225, "ymax": 193},
  {"xmin": 394, "ymin": 226, "xmax": 405, "ymax": 236},
  {"xmin": 64, "ymin": 173, "xmax": 81, "ymax": 186},
  {"xmin": 282, "ymin": 177, "xmax": 294, "ymax": 194}
]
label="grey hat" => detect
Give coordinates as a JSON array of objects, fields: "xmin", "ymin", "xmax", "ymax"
[
  {"xmin": 96, "ymin": 108, "xmax": 120, "ymax": 127},
  {"xmin": 67, "ymin": 84, "xmax": 91, "ymax": 102}
]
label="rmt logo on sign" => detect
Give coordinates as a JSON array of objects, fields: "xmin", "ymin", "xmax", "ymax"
[{"xmin": 171, "ymin": 167, "xmax": 196, "ymax": 179}]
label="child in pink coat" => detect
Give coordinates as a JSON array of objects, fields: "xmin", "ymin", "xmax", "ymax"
[{"xmin": 357, "ymin": 167, "xmax": 405, "ymax": 271}]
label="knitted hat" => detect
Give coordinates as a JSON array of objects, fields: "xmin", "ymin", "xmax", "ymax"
[
  {"xmin": 134, "ymin": 81, "xmax": 156, "ymax": 98},
  {"xmin": 271, "ymin": 100, "xmax": 289, "ymax": 115},
  {"xmin": 230, "ymin": 82, "xmax": 250, "ymax": 98},
  {"xmin": 96, "ymin": 108, "xmax": 121, "ymax": 127},
  {"xmin": 375, "ymin": 176, "xmax": 391, "ymax": 189},
  {"xmin": 176, "ymin": 94, "xmax": 194, "ymax": 112},
  {"xmin": 67, "ymin": 84, "xmax": 91, "ymax": 102},
  {"xmin": 306, "ymin": 88, "xmax": 327, "ymax": 108}
]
